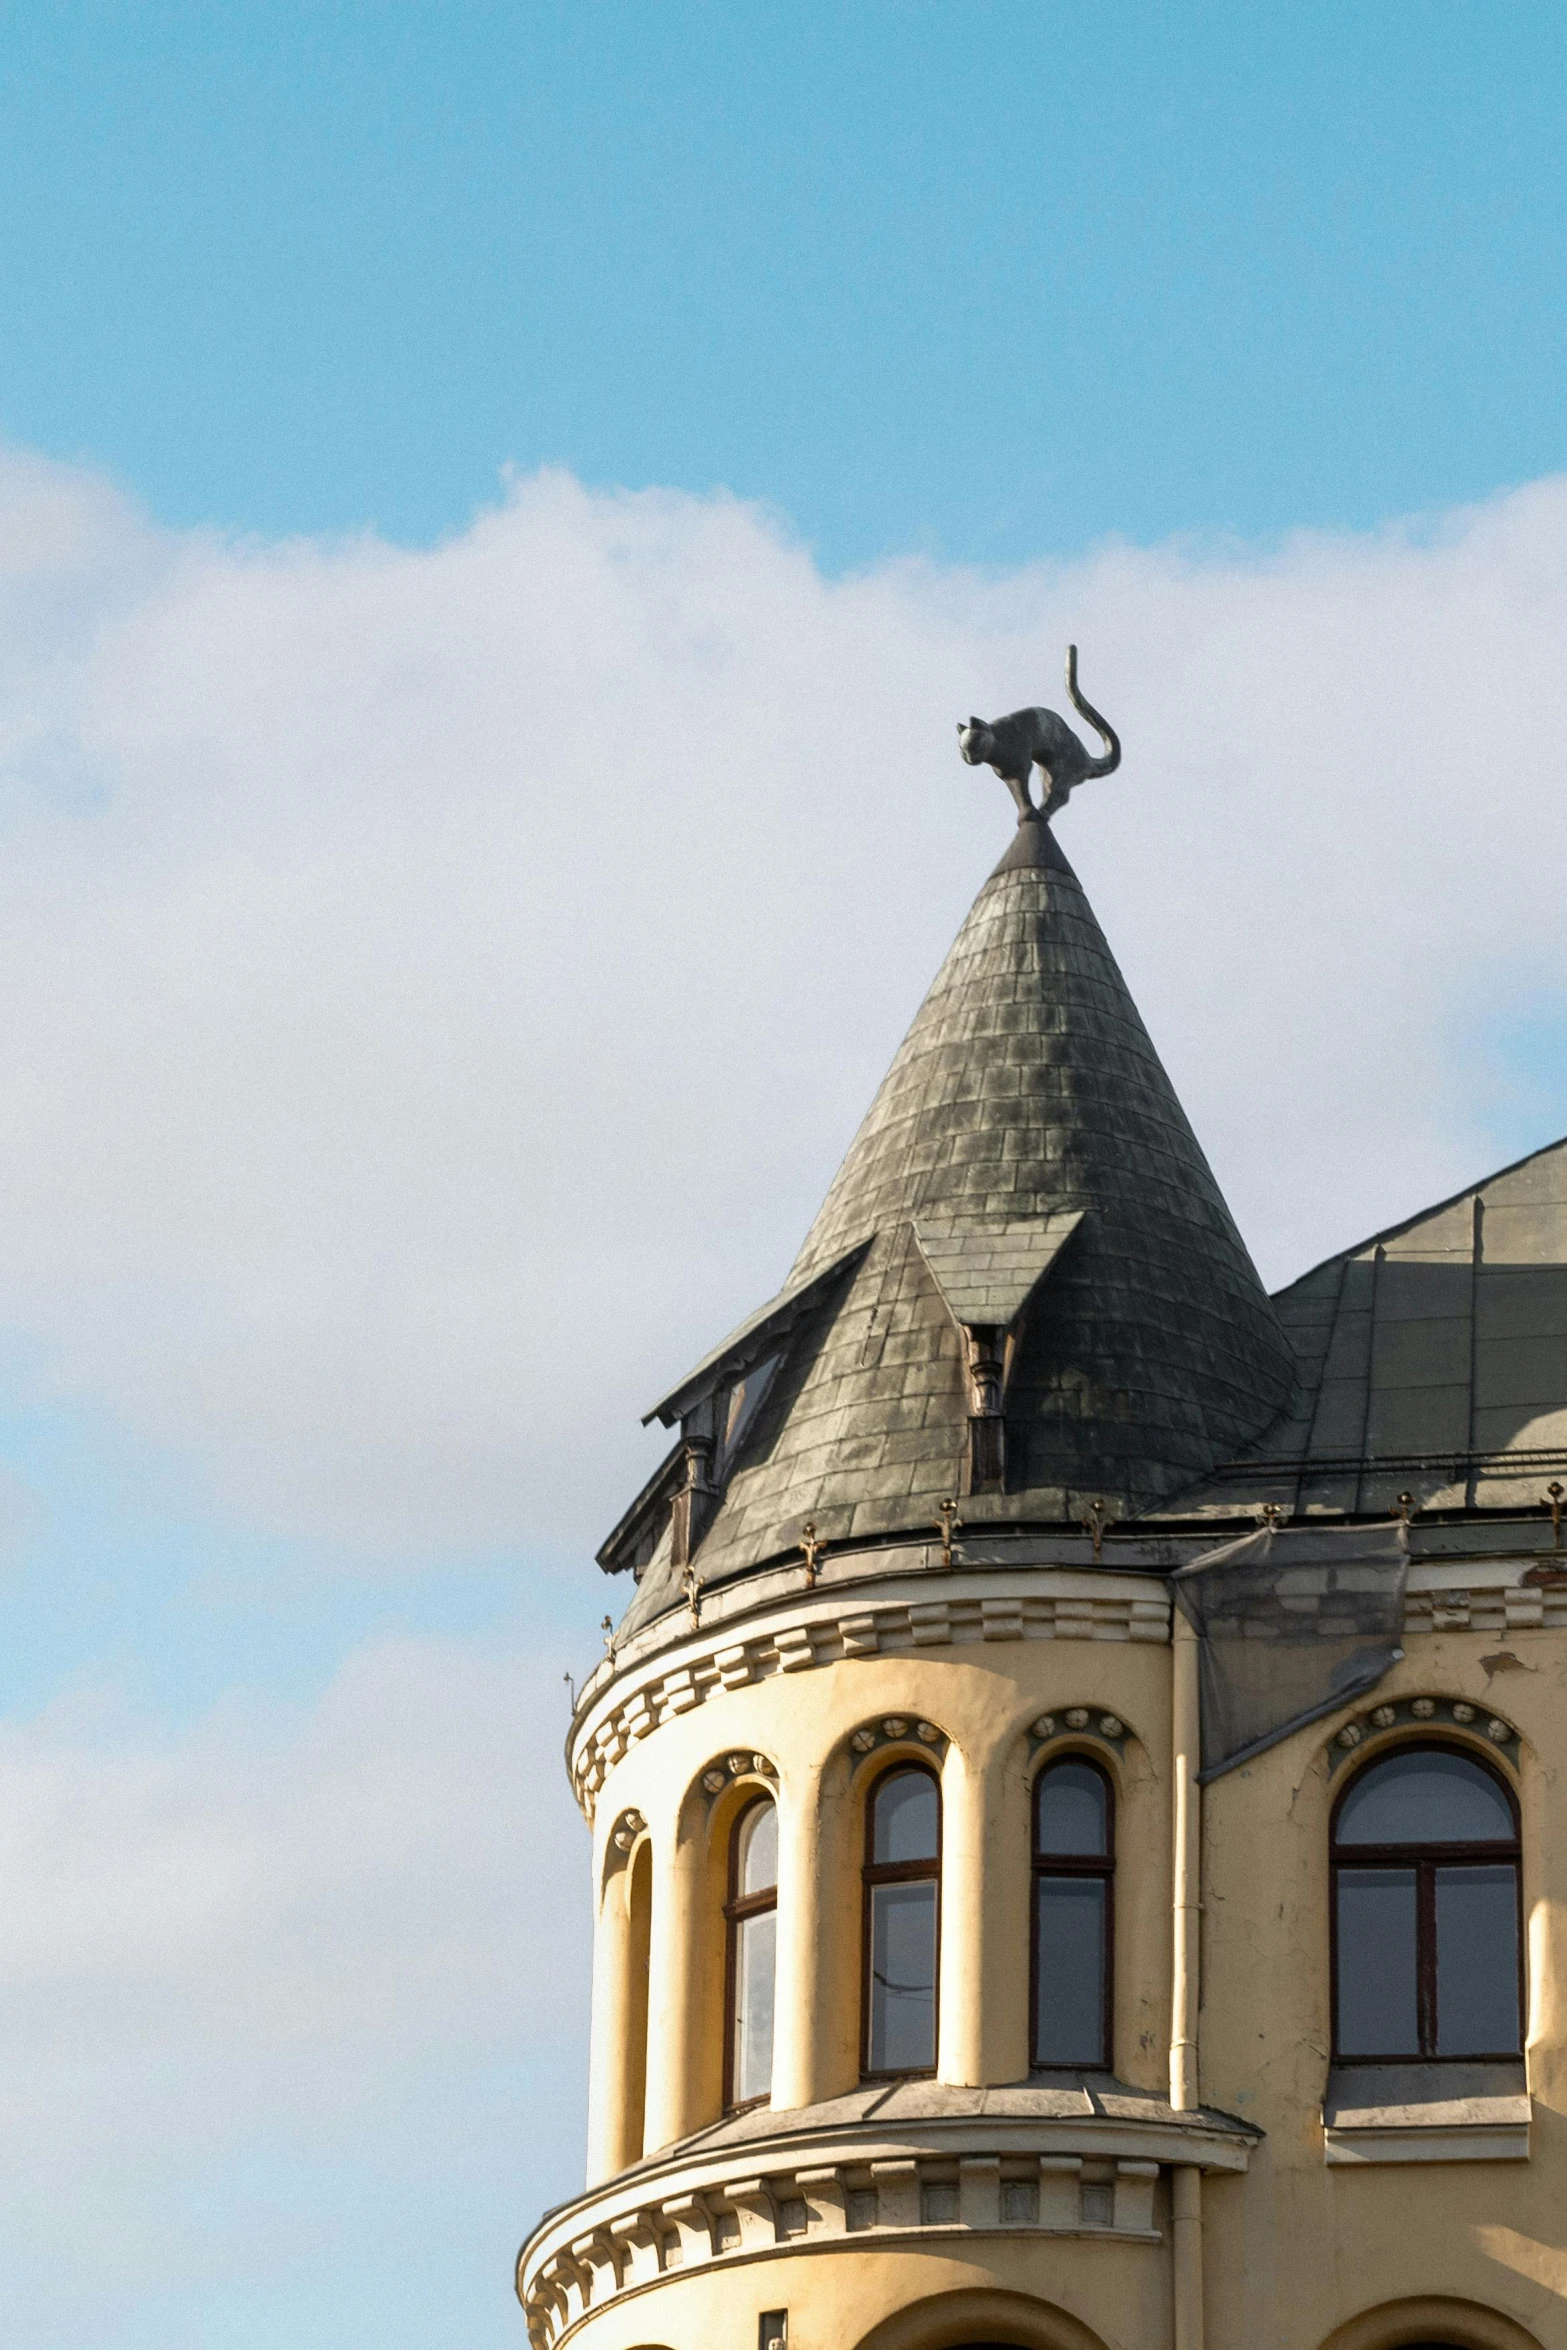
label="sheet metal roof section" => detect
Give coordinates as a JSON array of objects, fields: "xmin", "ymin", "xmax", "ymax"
[
  {"xmin": 1170, "ymin": 1132, "xmax": 1567, "ymax": 1520},
  {"xmin": 669, "ymin": 813, "xmax": 1298, "ymax": 1590}
]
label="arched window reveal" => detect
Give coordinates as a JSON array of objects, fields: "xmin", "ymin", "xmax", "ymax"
[
  {"xmin": 862, "ymin": 1766, "xmax": 940, "ymax": 2078},
  {"xmin": 1332, "ymin": 1746, "xmax": 1522, "ymax": 2062},
  {"xmin": 725, "ymin": 1797, "xmax": 777, "ymax": 2108},
  {"xmin": 1033, "ymin": 1757, "xmax": 1114, "ymax": 2069}
]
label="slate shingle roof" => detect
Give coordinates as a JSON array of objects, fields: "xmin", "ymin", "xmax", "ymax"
[{"xmin": 618, "ymin": 817, "xmax": 1298, "ymax": 1624}]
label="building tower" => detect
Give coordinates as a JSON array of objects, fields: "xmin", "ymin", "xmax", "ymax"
[{"xmin": 519, "ymin": 693, "xmax": 1567, "ymax": 2350}]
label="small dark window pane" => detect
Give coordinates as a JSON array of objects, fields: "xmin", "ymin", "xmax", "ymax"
[
  {"xmin": 867, "ymin": 1879, "xmax": 937, "ymax": 2070},
  {"xmin": 872, "ymin": 1770, "xmax": 939, "ymax": 1865},
  {"xmin": 1335, "ymin": 1751, "xmax": 1514, "ymax": 1846},
  {"xmin": 1435, "ymin": 1865, "xmax": 1521, "ymax": 2055},
  {"xmin": 1036, "ymin": 1876, "xmax": 1106, "ymax": 2064},
  {"xmin": 738, "ymin": 1801, "xmax": 777, "ymax": 1897},
  {"xmin": 1336, "ymin": 1868, "xmax": 1419, "ymax": 2055},
  {"xmin": 1036, "ymin": 1760, "xmax": 1108, "ymax": 1856}
]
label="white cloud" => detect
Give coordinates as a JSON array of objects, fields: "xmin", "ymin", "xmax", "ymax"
[
  {"xmin": 0, "ymin": 1623, "xmax": 589, "ymax": 2333},
  {"xmin": 0, "ymin": 453, "xmax": 1565, "ymax": 1558}
]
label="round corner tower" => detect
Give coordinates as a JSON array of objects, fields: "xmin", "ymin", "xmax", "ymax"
[{"xmin": 518, "ymin": 789, "xmax": 1567, "ymax": 2350}]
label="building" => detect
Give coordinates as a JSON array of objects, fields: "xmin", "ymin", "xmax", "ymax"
[{"xmin": 517, "ymin": 724, "xmax": 1567, "ymax": 2350}]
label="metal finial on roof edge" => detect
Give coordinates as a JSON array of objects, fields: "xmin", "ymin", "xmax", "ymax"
[{"xmin": 956, "ymin": 643, "xmax": 1121, "ymax": 825}]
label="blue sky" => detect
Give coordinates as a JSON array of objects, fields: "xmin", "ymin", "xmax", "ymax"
[
  {"xmin": 5, "ymin": 9, "xmax": 1567, "ymax": 2348},
  {"xmin": 6, "ymin": 3, "xmax": 1567, "ymax": 566}
]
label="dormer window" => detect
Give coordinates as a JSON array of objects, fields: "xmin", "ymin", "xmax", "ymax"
[{"xmin": 715, "ymin": 1352, "xmax": 781, "ymax": 1480}]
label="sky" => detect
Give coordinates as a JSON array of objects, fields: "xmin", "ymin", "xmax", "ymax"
[{"xmin": 5, "ymin": 7, "xmax": 1567, "ymax": 2347}]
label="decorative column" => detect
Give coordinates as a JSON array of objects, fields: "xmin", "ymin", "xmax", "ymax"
[
  {"xmin": 585, "ymin": 1831, "xmax": 650, "ymax": 2183},
  {"xmin": 770, "ymin": 1764, "xmax": 824, "ymax": 2111},
  {"xmin": 641, "ymin": 1819, "xmax": 704, "ymax": 2153},
  {"xmin": 1524, "ymin": 1743, "xmax": 1567, "ymax": 2111},
  {"xmin": 937, "ymin": 1743, "xmax": 986, "ymax": 2087},
  {"xmin": 585, "ymin": 1855, "xmax": 637, "ymax": 2184}
]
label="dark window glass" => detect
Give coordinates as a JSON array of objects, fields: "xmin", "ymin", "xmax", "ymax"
[
  {"xmin": 1335, "ymin": 1749, "xmax": 1515, "ymax": 1846},
  {"xmin": 725, "ymin": 1797, "xmax": 777, "ymax": 2109},
  {"xmin": 1036, "ymin": 1878, "xmax": 1108, "ymax": 2063},
  {"xmin": 867, "ymin": 1879, "xmax": 938, "ymax": 2072},
  {"xmin": 1331, "ymin": 1745, "xmax": 1520, "ymax": 2063},
  {"xmin": 872, "ymin": 1770, "xmax": 940, "ymax": 1865},
  {"xmin": 1033, "ymin": 1758, "xmax": 1114, "ymax": 2070},
  {"xmin": 862, "ymin": 1767, "xmax": 940, "ymax": 2077},
  {"xmin": 1335, "ymin": 1867, "xmax": 1419, "ymax": 2057},
  {"xmin": 1035, "ymin": 1758, "xmax": 1108, "ymax": 1856},
  {"xmin": 1435, "ymin": 1865, "xmax": 1521, "ymax": 2056}
]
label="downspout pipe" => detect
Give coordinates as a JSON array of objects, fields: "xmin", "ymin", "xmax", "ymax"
[
  {"xmin": 1171, "ymin": 1601, "xmax": 1204, "ymax": 2350},
  {"xmin": 1171, "ymin": 1604, "xmax": 1201, "ymax": 2110}
]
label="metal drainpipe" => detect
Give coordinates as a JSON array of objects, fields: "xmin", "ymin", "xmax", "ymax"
[{"xmin": 1171, "ymin": 1602, "xmax": 1205, "ymax": 2350}]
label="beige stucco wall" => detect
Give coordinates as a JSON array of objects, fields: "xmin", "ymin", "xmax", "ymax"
[{"xmin": 526, "ymin": 1563, "xmax": 1567, "ymax": 2350}]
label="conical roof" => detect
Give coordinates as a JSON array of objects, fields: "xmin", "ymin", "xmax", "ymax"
[{"xmin": 624, "ymin": 816, "xmax": 1298, "ymax": 1611}]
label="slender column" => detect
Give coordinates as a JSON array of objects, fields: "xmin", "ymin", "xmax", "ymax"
[
  {"xmin": 584, "ymin": 1858, "xmax": 637, "ymax": 2184},
  {"xmin": 1524, "ymin": 1742, "xmax": 1567, "ymax": 2108},
  {"xmin": 642, "ymin": 1821, "xmax": 703, "ymax": 2153},
  {"xmin": 771, "ymin": 1766, "xmax": 823, "ymax": 2111},
  {"xmin": 1172, "ymin": 2165, "xmax": 1205, "ymax": 2350},
  {"xmin": 937, "ymin": 1744, "xmax": 986, "ymax": 2086},
  {"xmin": 1170, "ymin": 1606, "xmax": 1201, "ymax": 2110}
]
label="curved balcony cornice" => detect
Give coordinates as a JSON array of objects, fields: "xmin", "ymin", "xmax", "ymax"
[{"xmin": 517, "ymin": 2080, "xmax": 1258, "ymax": 2350}]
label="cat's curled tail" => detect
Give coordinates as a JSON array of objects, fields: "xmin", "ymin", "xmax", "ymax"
[{"xmin": 1066, "ymin": 645, "xmax": 1121, "ymax": 778}]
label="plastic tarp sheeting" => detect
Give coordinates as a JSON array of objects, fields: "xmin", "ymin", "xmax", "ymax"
[{"xmin": 1171, "ymin": 1522, "xmax": 1408, "ymax": 1782}]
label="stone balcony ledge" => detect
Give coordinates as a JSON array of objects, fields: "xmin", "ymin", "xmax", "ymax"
[{"xmin": 517, "ymin": 2080, "xmax": 1257, "ymax": 2350}]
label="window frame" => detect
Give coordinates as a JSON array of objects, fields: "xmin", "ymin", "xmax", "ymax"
[
  {"xmin": 723, "ymin": 1792, "xmax": 778, "ymax": 2113},
  {"xmin": 1030, "ymin": 1751, "xmax": 1116, "ymax": 2072},
  {"xmin": 860, "ymin": 1760, "xmax": 942, "ymax": 2082},
  {"xmin": 1329, "ymin": 1740, "xmax": 1524, "ymax": 2065}
]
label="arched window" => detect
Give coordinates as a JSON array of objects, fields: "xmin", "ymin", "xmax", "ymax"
[
  {"xmin": 1332, "ymin": 1745, "xmax": 1522, "ymax": 2061},
  {"xmin": 862, "ymin": 1765, "xmax": 941, "ymax": 2078},
  {"xmin": 1032, "ymin": 1756, "xmax": 1114, "ymax": 2069},
  {"xmin": 724, "ymin": 1797, "xmax": 777, "ymax": 2108}
]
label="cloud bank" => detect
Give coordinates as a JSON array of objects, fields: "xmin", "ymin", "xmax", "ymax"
[
  {"xmin": 5, "ymin": 453, "xmax": 1567, "ymax": 2343},
  {"xmin": 0, "ymin": 1616, "xmax": 588, "ymax": 2346},
  {"xmin": 1, "ymin": 453, "xmax": 1565, "ymax": 1562}
]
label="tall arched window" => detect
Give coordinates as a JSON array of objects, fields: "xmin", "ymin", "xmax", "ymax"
[
  {"xmin": 1332, "ymin": 1745, "xmax": 1522, "ymax": 2061},
  {"xmin": 724, "ymin": 1797, "xmax": 777, "ymax": 2109},
  {"xmin": 862, "ymin": 1765, "xmax": 941, "ymax": 2078},
  {"xmin": 1033, "ymin": 1757, "xmax": 1114, "ymax": 2069}
]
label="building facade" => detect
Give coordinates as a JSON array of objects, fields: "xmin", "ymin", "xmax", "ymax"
[{"xmin": 517, "ymin": 783, "xmax": 1567, "ymax": 2350}]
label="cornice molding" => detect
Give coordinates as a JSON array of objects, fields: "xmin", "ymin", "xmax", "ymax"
[
  {"xmin": 516, "ymin": 2102, "xmax": 1254, "ymax": 2350},
  {"xmin": 569, "ymin": 1567, "xmax": 1171, "ymax": 1819}
]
